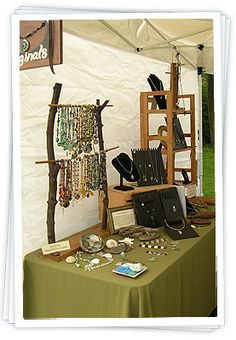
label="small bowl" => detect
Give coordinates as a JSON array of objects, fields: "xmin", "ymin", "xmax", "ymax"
[{"xmin": 79, "ymin": 233, "xmax": 105, "ymax": 253}]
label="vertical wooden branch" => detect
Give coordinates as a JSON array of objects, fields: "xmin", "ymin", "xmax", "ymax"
[
  {"xmin": 170, "ymin": 62, "xmax": 179, "ymax": 110},
  {"xmin": 46, "ymin": 83, "xmax": 62, "ymax": 243},
  {"xmin": 96, "ymin": 99, "xmax": 109, "ymax": 229}
]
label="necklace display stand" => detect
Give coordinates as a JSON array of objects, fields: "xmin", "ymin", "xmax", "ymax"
[
  {"xmin": 141, "ymin": 62, "xmax": 196, "ymax": 185},
  {"xmin": 112, "ymin": 152, "xmax": 139, "ymax": 191},
  {"xmin": 36, "ymin": 83, "xmax": 113, "ymax": 248},
  {"xmin": 113, "ymin": 174, "xmax": 135, "ymax": 191}
]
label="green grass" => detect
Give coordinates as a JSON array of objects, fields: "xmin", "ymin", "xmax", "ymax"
[{"xmin": 202, "ymin": 145, "xmax": 215, "ymax": 197}]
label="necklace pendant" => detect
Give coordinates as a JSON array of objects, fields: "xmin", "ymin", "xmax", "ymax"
[
  {"xmin": 21, "ymin": 38, "xmax": 30, "ymax": 53},
  {"xmin": 130, "ymin": 174, "xmax": 134, "ymax": 180},
  {"xmin": 178, "ymin": 230, "xmax": 183, "ymax": 235}
]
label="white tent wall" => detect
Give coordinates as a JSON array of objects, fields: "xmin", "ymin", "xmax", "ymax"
[{"xmin": 20, "ymin": 30, "xmax": 199, "ymax": 256}]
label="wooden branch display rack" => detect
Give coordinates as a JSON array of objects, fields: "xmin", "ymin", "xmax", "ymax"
[
  {"xmin": 36, "ymin": 83, "xmax": 114, "ymax": 255},
  {"xmin": 140, "ymin": 63, "xmax": 196, "ymax": 185}
]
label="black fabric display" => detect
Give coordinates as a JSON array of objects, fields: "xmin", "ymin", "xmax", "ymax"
[
  {"xmin": 112, "ymin": 153, "xmax": 139, "ymax": 191},
  {"xmin": 159, "ymin": 187, "xmax": 199, "ymax": 240},
  {"xmin": 131, "ymin": 146, "xmax": 167, "ymax": 187},
  {"xmin": 165, "ymin": 114, "xmax": 188, "ymax": 150},
  {"xmin": 181, "ymin": 169, "xmax": 191, "ymax": 184},
  {"xmin": 147, "ymin": 74, "xmax": 167, "ymax": 109},
  {"xmin": 156, "ymin": 144, "xmax": 167, "ymax": 184},
  {"xmin": 132, "ymin": 190, "xmax": 165, "ymax": 228}
]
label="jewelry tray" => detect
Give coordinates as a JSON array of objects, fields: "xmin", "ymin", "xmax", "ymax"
[{"xmin": 113, "ymin": 263, "xmax": 147, "ymax": 278}]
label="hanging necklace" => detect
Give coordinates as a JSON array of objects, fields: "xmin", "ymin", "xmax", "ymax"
[
  {"xmin": 20, "ymin": 21, "xmax": 47, "ymax": 53},
  {"xmin": 138, "ymin": 163, "xmax": 147, "ymax": 181},
  {"xmin": 141, "ymin": 202, "xmax": 156, "ymax": 227},
  {"xmin": 164, "ymin": 219, "xmax": 186, "ymax": 235},
  {"xmin": 149, "ymin": 148, "xmax": 158, "ymax": 182},
  {"xmin": 116, "ymin": 156, "xmax": 134, "ymax": 180}
]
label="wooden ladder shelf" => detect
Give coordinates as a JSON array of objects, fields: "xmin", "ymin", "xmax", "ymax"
[{"xmin": 140, "ymin": 90, "xmax": 196, "ymax": 185}]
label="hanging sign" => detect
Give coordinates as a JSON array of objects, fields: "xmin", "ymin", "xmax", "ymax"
[{"xmin": 19, "ymin": 20, "xmax": 63, "ymax": 73}]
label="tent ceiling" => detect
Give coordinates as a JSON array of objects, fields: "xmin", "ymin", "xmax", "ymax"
[{"xmin": 64, "ymin": 19, "xmax": 213, "ymax": 73}]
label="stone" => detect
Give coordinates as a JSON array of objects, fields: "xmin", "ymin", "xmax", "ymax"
[{"xmin": 65, "ymin": 256, "xmax": 76, "ymax": 264}]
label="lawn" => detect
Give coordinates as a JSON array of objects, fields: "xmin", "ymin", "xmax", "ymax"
[{"xmin": 202, "ymin": 145, "xmax": 215, "ymax": 197}]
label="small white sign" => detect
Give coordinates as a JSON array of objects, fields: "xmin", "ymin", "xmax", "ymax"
[
  {"xmin": 185, "ymin": 184, "xmax": 197, "ymax": 198},
  {"xmin": 41, "ymin": 240, "xmax": 71, "ymax": 255}
]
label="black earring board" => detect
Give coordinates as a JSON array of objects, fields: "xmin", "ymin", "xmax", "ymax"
[
  {"xmin": 159, "ymin": 187, "xmax": 199, "ymax": 240},
  {"xmin": 132, "ymin": 190, "xmax": 165, "ymax": 228},
  {"xmin": 131, "ymin": 147, "xmax": 167, "ymax": 187},
  {"xmin": 164, "ymin": 114, "xmax": 187, "ymax": 150}
]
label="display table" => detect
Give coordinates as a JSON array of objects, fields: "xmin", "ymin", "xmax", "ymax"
[{"xmin": 23, "ymin": 221, "xmax": 216, "ymax": 318}]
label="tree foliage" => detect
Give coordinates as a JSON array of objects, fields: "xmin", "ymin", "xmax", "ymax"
[
  {"xmin": 202, "ymin": 74, "xmax": 210, "ymax": 145},
  {"xmin": 202, "ymin": 73, "xmax": 214, "ymax": 146}
]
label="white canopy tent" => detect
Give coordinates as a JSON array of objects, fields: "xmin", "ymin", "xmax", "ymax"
[
  {"xmin": 19, "ymin": 16, "xmax": 215, "ymax": 255},
  {"xmin": 63, "ymin": 17, "xmax": 214, "ymax": 193},
  {"xmin": 64, "ymin": 18, "xmax": 213, "ymax": 73}
]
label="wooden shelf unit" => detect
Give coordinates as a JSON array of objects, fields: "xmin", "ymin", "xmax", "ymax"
[{"xmin": 140, "ymin": 90, "xmax": 196, "ymax": 185}]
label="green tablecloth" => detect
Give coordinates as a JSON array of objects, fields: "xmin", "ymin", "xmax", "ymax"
[{"xmin": 23, "ymin": 222, "xmax": 216, "ymax": 318}]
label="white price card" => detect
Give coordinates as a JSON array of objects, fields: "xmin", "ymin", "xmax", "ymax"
[{"xmin": 41, "ymin": 240, "xmax": 71, "ymax": 255}]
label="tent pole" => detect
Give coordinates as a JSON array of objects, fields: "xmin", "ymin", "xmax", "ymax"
[
  {"xmin": 99, "ymin": 20, "xmax": 137, "ymax": 50},
  {"xmin": 197, "ymin": 71, "xmax": 203, "ymax": 195},
  {"xmin": 144, "ymin": 19, "xmax": 197, "ymax": 69},
  {"xmin": 144, "ymin": 21, "xmax": 212, "ymax": 49}
]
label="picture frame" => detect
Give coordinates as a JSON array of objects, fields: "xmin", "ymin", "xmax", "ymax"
[{"xmin": 107, "ymin": 205, "xmax": 136, "ymax": 235}]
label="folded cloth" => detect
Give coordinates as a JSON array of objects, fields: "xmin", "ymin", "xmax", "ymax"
[
  {"xmin": 190, "ymin": 218, "xmax": 211, "ymax": 226},
  {"xmin": 188, "ymin": 196, "xmax": 208, "ymax": 208},
  {"xmin": 188, "ymin": 196, "xmax": 215, "ymax": 208},
  {"xmin": 204, "ymin": 197, "xmax": 215, "ymax": 205},
  {"xmin": 188, "ymin": 211, "xmax": 215, "ymax": 219}
]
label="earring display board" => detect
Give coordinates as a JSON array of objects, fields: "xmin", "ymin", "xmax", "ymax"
[
  {"xmin": 132, "ymin": 187, "xmax": 198, "ymax": 239},
  {"xmin": 165, "ymin": 114, "xmax": 188, "ymax": 150},
  {"xmin": 159, "ymin": 187, "xmax": 199, "ymax": 240},
  {"xmin": 131, "ymin": 147, "xmax": 167, "ymax": 186},
  {"xmin": 132, "ymin": 190, "xmax": 165, "ymax": 228}
]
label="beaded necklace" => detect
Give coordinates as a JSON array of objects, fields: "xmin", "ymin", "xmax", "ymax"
[
  {"xmin": 20, "ymin": 21, "xmax": 47, "ymax": 53},
  {"xmin": 55, "ymin": 104, "xmax": 102, "ymax": 208},
  {"xmin": 58, "ymin": 154, "xmax": 100, "ymax": 206},
  {"xmin": 56, "ymin": 105, "xmax": 98, "ymax": 157},
  {"xmin": 58, "ymin": 160, "xmax": 71, "ymax": 208},
  {"xmin": 74, "ymin": 251, "xmax": 113, "ymax": 272}
]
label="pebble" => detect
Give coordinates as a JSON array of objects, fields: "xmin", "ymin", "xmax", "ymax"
[
  {"xmin": 90, "ymin": 258, "xmax": 100, "ymax": 265},
  {"xmin": 65, "ymin": 256, "xmax": 76, "ymax": 264}
]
